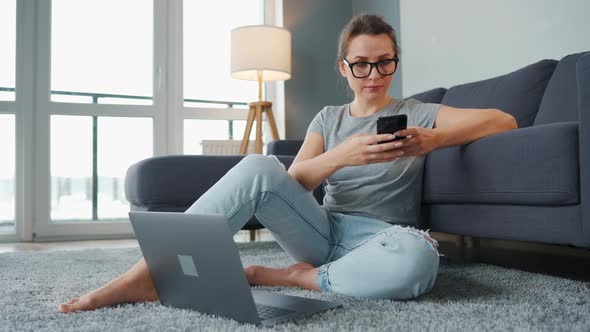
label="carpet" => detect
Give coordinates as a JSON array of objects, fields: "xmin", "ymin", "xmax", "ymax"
[{"xmin": 0, "ymin": 241, "xmax": 589, "ymax": 331}]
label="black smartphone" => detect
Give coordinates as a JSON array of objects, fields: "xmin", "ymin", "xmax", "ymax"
[{"xmin": 377, "ymin": 114, "xmax": 407, "ymax": 144}]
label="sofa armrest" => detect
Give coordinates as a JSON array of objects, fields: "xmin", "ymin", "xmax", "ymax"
[
  {"xmin": 577, "ymin": 53, "xmax": 590, "ymax": 246},
  {"xmin": 423, "ymin": 122, "xmax": 579, "ymax": 205},
  {"xmin": 125, "ymin": 155, "xmax": 295, "ymax": 208}
]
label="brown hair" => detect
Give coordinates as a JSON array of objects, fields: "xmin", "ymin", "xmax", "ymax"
[{"xmin": 337, "ymin": 14, "xmax": 400, "ymax": 59}]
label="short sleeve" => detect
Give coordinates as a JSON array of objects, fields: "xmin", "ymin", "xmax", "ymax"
[
  {"xmin": 307, "ymin": 108, "xmax": 326, "ymax": 136},
  {"xmin": 405, "ymin": 98, "xmax": 441, "ymax": 129}
]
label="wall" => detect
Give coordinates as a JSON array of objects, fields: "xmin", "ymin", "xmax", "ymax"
[
  {"xmin": 283, "ymin": 0, "xmax": 352, "ymax": 139},
  {"xmin": 283, "ymin": 0, "xmax": 403, "ymax": 139},
  {"xmin": 283, "ymin": 1, "xmax": 590, "ymax": 138},
  {"xmin": 400, "ymin": 0, "xmax": 590, "ymax": 97},
  {"xmin": 352, "ymin": 0, "xmax": 402, "ymax": 99}
]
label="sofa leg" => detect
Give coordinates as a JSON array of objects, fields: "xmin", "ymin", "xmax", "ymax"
[
  {"xmin": 463, "ymin": 236, "xmax": 481, "ymax": 248},
  {"xmin": 250, "ymin": 230, "xmax": 256, "ymax": 242},
  {"xmin": 455, "ymin": 235, "xmax": 466, "ymax": 248}
]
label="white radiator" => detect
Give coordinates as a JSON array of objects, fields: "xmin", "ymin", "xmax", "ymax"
[{"xmin": 201, "ymin": 140, "xmax": 257, "ymax": 155}]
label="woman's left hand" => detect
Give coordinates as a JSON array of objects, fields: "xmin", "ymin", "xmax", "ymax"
[{"xmin": 390, "ymin": 126, "xmax": 441, "ymax": 157}]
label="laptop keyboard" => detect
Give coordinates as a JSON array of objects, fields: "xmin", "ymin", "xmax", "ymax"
[{"xmin": 256, "ymin": 304, "xmax": 295, "ymax": 320}]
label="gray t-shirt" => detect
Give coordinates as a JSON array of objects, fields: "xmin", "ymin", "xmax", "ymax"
[{"xmin": 307, "ymin": 98, "xmax": 441, "ymax": 226}]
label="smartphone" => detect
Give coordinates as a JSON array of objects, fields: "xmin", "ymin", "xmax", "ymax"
[{"xmin": 377, "ymin": 114, "xmax": 407, "ymax": 144}]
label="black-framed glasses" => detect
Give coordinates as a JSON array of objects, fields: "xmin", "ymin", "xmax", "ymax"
[{"xmin": 341, "ymin": 57, "xmax": 399, "ymax": 78}]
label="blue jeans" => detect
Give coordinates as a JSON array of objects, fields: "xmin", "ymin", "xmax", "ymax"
[{"xmin": 185, "ymin": 154, "xmax": 440, "ymax": 300}]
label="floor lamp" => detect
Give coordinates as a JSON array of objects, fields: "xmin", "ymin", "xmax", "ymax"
[{"xmin": 230, "ymin": 25, "xmax": 291, "ymax": 154}]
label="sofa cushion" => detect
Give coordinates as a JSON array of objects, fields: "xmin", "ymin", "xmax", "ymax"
[
  {"xmin": 124, "ymin": 155, "xmax": 304, "ymax": 232},
  {"xmin": 125, "ymin": 155, "xmax": 294, "ymax": 207},
  {"xmin": 423, "ymin": 122, "xmax": 579, "ymax": 205},
  {"xmin": 267, "ymin": 140, "xmax": 303, "ymax": 156},
  {"xmin": 406, "ymin": 87, "xmax": 447, "ymax": 104},
  {"xmin": 441, "ymin": 59, "xmax": 558, "ymax": 128},
  {"xmin": 534, "ymin": 52, "xmax": 590, "ymax": 125}
]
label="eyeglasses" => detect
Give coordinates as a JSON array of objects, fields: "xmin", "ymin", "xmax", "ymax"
[{"xmin": 341, "ymin": 57, "xmax": 399, "ymax": 78}]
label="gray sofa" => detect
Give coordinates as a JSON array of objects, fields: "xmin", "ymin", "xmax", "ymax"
[{"xmin": 125, "ymin": 51, "xmax": 590, "ymax": 248}]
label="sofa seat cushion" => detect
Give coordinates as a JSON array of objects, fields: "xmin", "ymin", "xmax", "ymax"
[
  {"xmin": 423, "ymin": 122, "xmax": 579, "ymax": 205},
  {"xmin": 441, "ymin": 59, "xmax": 557, "ymax": 128}
]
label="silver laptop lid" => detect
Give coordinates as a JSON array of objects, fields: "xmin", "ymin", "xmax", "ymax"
[{"xmin": 129, "ymin": 211, "xmax": 260, "ymax": 325}]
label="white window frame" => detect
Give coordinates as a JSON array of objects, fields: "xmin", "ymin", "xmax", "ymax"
[{"xmin": 2, "ymin": 0, "xmax": 285, "ymax": 242}]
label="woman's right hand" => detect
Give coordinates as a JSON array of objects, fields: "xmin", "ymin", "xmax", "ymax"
[{"xmin": 327, "ymin": 133, "xmax": 405, "ymax": 167}]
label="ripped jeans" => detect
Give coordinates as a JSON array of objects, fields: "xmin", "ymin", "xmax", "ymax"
[{"xmin": 185, "ymin": 154, "xmax": 441, "ymax": 300}]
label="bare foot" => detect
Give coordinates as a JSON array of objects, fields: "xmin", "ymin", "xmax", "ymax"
[
  {"xmin": 58, "ymin": 258, "xmax": 158, "ymax": 313},
  {"xmin": 244, "ymin": 262, "xmax": 319, "ymax": 290}
]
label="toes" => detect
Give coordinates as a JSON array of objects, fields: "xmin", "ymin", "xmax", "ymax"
[
  {"xmin": 58, "ymin": 298, "xmax": 79, "ymax": 313},
  {"xmin": 58, "ymin": 303, "xmax": 74, "ymax": 313},
  {"xmin": 244, "ymin": 266, "xmax": 260, "ymax": 284},
  {"xmin": 296, "ymin": 262, "xmax": 315, "ymax": 270},
  {"xmin": 286, "ymin": 263, "xmax": 315, "ymax": 287},
  {"xmin": 58, "ymin": 297, "xmax": 94, "ymax": 313},
  {"xmin": 286, "ymin": 262, "xmax": 314, "ymax": 274},
  {"xmin": 66, "ymin": 298, "xmax": 80, "ymax": 305}
]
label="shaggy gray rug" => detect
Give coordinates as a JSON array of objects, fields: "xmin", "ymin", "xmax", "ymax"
[{"xmin": 0, "ymin": 241, "xmax": 589, "ymax": 331}]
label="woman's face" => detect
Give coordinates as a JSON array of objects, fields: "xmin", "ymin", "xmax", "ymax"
[{"xmin": 339, "ymin": 33, "xmax": 396, "ymax": 103}]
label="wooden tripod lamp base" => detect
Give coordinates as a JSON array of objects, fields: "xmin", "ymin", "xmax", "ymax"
[{"xmin": 240, "ymin": 101, "xmax": 280, "ymax": 154}]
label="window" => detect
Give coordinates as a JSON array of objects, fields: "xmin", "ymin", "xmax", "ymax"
[
  {"xmin": 183, "ymin": 0, "xmax": 262, "ymax": 105},
  {"xmin": 50, "ymin": 115, "xmax": 93, "ymax": 220},
  {"xmin": 7, "ymin": 1, "xmax": 281, "ymax": 240},
  {"xmin": 182, "ymin": 0, "xmax": 265, "ymax": 154},
  {"xmin": 0, "ymin": 0, "xmax": 16, "ymax": 235},
  {"xmin": 96, "ymin": 117, "xmax": 153, "ymax": 219},
  {"xmin": 50, "ymin": 0, "xmax": 153, "ymax": 105},
  {"xmin": 183, "ymin": 119, "xmax": 257, "ymax": 155},
  {"xmin": 50, "ymin": 116, "xmax": 152, "ymax": 221},
  {"xmin": 0, "ymin": 115, "xmax": 15, "ymax": 234},
  {"xmin": 47, "ymin": 0, "xmax": 156, "ymax": 225},
  {"xmin": 0, "ymin": 0, "xmax": 16, "ymax": 101}
]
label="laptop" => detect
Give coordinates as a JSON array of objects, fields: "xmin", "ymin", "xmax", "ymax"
[{"xmin": 128, "ymin": 211, "xmax": 341, "ymax": 326}]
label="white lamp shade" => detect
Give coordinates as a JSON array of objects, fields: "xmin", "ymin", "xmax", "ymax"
[{"xmin": 231, "ymin": 25, "xmax": 291, "ymax": 81}]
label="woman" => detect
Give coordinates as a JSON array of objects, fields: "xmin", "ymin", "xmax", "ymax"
[{"xmin": 59, "ymin": 14, "xmax": 516, "ymax": 313}]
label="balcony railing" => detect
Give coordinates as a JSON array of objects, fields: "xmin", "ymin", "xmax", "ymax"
[
  {"xmin": 0, "ymin": 86, "xmax": 249, "ymax": 221},
  {"xmin": 1, "ymin": 86, "xmax": 247, "ymax": 109}
]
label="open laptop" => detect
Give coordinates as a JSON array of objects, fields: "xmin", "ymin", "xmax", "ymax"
[{"xmin": 128, "ymin": 211, "xmax": 341, "ymax": 326}]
